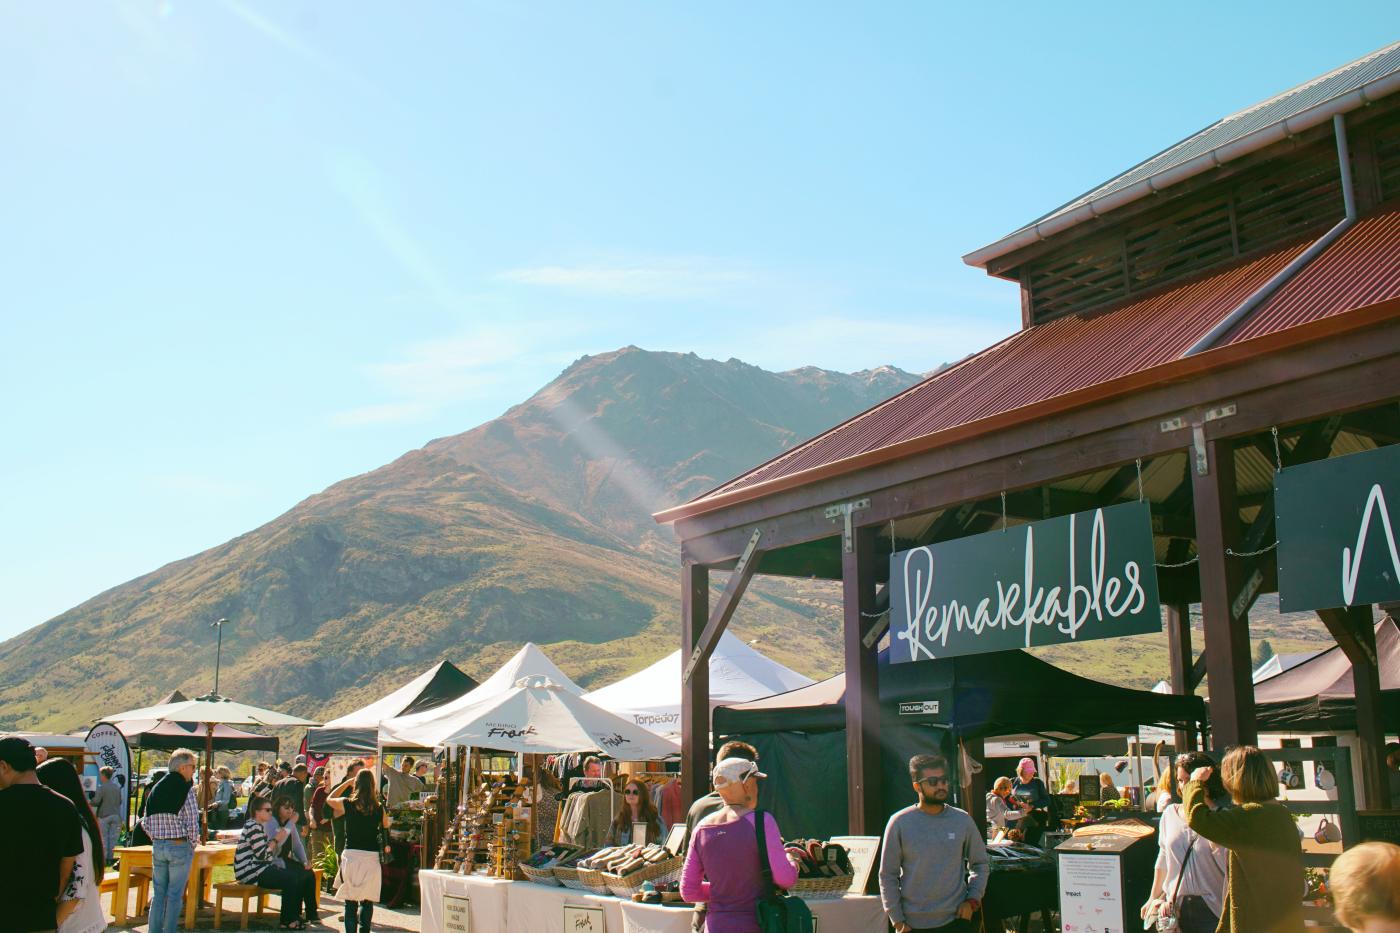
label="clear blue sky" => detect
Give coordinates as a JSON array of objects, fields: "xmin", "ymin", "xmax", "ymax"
[{"xmin": 1, "ymin": 3, "xmax": 1394, "ymax": 640}]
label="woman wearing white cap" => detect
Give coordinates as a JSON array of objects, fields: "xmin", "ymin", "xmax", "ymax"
[{"xmin": 680, "ymin": 757, "xmax": 799, "ymax": 933}]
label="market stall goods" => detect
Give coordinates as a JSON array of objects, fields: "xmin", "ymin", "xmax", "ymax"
[{"xmin": 434, "ymin": 777, "xmax": 533, "ymax": 878}]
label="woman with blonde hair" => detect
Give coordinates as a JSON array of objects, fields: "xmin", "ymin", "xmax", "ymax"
[
  {"xmin": 1328, "ymin": 841, "xmax": 1400, "ymax": 931},
  {"xmin": 1182, "ymin": 745, "xmax": 1304, "ymax": 932},
  {"xmin": 985, "ymin": 777, "xmax": 1025, "ymax": 834}
]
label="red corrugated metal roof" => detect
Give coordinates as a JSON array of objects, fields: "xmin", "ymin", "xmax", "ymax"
[
  {"xmin": 692, "ymin": 243, "xmax": 1307, "ymax": 500},
  {"xmin": 1225, "ymin": 208, "xmax": 1400, "ymax": 343},
  {"xmin": 661, "ymin": 208, "xmax": 1400, "ymax": 521}
]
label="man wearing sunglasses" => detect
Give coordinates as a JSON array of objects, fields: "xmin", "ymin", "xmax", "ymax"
[{"xmin": 878, "ymin": 754, "xmax": 988, "ymax": 932}]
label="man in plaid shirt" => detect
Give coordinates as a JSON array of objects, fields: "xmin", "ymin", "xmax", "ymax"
[{"xmin": 139, "ymin": 749, "xmax": 200, "ymax": 933}]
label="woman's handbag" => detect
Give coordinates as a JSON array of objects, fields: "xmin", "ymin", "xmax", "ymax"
[
  {"xmin": 378, "ymin": 814, "xmax": 394, "ymax": 866},
  {"xmin": 753, "ymin": 808, "xmax": 814, "ymax": 933}
]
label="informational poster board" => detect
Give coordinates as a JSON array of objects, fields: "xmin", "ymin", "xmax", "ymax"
[
  {"xmin": 830, "ymin": 836, "xmax": 881, "ymax": 895},
  {"xmin": 442, "ymin": 894, "xmax": 470, "ymax": 933},
  {"xmin": 1058, "ymin": 852, "xmax": 1123, "ymax": 933},
  {"xmin": 563, "ymin": 904, "xmax": 606, "ymax": 933}
]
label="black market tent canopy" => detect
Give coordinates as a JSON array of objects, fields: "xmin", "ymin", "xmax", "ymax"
[
  {"xmin": 713, "ymin": 647, "xmax": 1205, "ymax": 839},
  {"xmin": 306, "ymin": 660, "xmax": 479, "ymax": 754},
  {"xmin": 1254, "ymin": 614, "xmax": 1400, "ymax": 732},
  {"xmin": 714, "ymin": 646, "xmax": 1205, "ymax": 740}
]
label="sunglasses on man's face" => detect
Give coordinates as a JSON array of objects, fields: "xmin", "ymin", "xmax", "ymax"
[{"xmin": 919, "ymin": 775, "xmax": 949, "ymax": 787}]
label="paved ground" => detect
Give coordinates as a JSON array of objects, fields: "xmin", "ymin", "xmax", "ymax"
[{"xmin": 101, "ymin": 888, "xmax": 424, "ymax": 931}]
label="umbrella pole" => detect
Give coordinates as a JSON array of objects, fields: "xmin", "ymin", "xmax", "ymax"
[
  {"xmin": 527, "ymin": 753, "xmax": 536, "ymax": 848},
  {"xmin": 202, "ymin": 723, "xmax": 213, "ymax": 843}
]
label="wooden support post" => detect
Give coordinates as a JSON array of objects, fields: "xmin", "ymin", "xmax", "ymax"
[
  {"xmin": 1165, "ymin": 603, "xmax": 1197, "ymax": 751},
  {"xmin": 842, "ymin": 525, "xmax": 882, "ymax": 835},
  {"xmin": 1317, "ymin": 605, "xmax": 1388, "ymax": 808},
  {"xmin": 681, "ymin": 562, "xmax": 710, "ymax": 808},
  {"xmin": 1191, "ymin": 436, "xmax": 1258, "ymax": 748}
]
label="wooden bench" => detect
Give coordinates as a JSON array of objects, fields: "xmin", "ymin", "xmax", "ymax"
[
  {"xmin": 100, "ymin": 866, "xmax": 151, "ymax": 921},
  {"xmin": 213, "ymin": 868, "xmax": 323, "ymax": 930}
]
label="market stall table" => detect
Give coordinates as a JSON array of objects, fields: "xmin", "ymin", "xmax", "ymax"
[
  {"xmin": 616, "ymin": 893, "xmax": 886, "ymax": 933},
  {"xmin": 111, "ymin": 843, "xmax": 236, "ymax": 928},
  {"xmin": 417, "ymin": 874, "xmax": 887, "ymax": 933},
  {"xmin": 419, "ymin": 871, "xmax": 514, "ymax": 933}
]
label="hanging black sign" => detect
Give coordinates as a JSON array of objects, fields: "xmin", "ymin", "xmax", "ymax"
[
  {"xmin": 888, "ymin": 501, "xmax": 1162, "ymax": 663},
  {"xmin": 1276, "ymin": 443, "xmax": 1400, "ymax": 612}
]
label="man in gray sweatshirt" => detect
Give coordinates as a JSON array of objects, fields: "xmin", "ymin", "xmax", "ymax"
[{"xmin": 879, "ymin": 753, "xmax": 989, "ymax": 932}]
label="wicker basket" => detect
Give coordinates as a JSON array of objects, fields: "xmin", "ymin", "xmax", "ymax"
[
  {"xmin": 518, "ymin": 863, "xmax": 563, "ymax": 886},
  {"xmin": 602, "ymin": 855, "xmax": 684, "ymax": 898},
  {"xmin": 790, "ymin": 874, "xmax": 853, "ymax": 901},
  {"xmin": 552, "ymin": 865, "xmax": 590, "ymax": 891},
  {"xmin": 573, "ymin": 866, "xmax": 615, "ymax": 896}
]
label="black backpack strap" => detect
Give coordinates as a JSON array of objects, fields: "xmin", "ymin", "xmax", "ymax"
[{"xmin": 753, "ymin": 807, "xmax": 775, "ymax": 895}]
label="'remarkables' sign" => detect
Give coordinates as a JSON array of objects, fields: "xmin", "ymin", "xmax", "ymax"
[
  {"xmin": 1276, "ymin": 443, "xmax": 1400, "ymax": 612},
  {"xmin": 889, "ymin": 502, "xmax": 1162, "ymax": 663}
]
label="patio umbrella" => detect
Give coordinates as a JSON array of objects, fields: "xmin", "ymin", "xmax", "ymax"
[
  {"xmin": 379, "ymin": 675, "xmax": 680, "ymax": 760},
  {"xmin": 103, "ymin": 693, "xmax": 320, "ymax": 839}
]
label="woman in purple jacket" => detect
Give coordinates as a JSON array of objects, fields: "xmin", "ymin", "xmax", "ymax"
[{"xmin": 681, "ymin": 758, "xmax": 799, "ymax": 933}]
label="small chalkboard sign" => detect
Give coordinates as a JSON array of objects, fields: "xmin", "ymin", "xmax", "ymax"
[{"xmin": 1357, "ymin": 810, "xmax": 1400, "ymax": 846}]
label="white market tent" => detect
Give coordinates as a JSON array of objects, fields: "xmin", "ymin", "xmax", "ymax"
[
  {"xmin": 379, "ymin": 676, "xmax": 679, "ymax": 760},
  {"xmin": 377, "ymin": 642, "xmax": 583, "ymax": 747},
  {"xmin": 581, "ymin": 631, "xmax": 814, "ymax": 735}
]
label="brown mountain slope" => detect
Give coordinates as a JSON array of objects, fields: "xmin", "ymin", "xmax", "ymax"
[{"xmin": 0, "ymin": 348, "xmax": 918, "ymax": 732}]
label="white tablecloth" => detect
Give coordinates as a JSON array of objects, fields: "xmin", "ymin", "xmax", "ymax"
[
  {"xmin": 419, "ymin": 871, "xmax": 514, "ymax": 933},
  {"xmin": 506, "ymin": 881, "xmax": 627, "ymax": 933},
  {"xmin": 418, "ymin": 873, "xmax": 886, "ymax": 933},
  {"xmin": 616, "ymin": 895, "xmax": 886, "ymax": 933}
]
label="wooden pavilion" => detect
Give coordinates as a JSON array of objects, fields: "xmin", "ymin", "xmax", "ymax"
[{"xmin": 655, "ymin": 41, "xmax": 1400, "ymax": 833}]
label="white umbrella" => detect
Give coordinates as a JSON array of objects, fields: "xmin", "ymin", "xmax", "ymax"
[
  {"xmin": 103, "ymin": 693, "xmax": 320, "ymax": 840},
  {"xmin": 103, "ymin": 695, "xmax": 320, "ymax": 728},
  {"xmin": 379, "ymin": 676, "xmax": 679, "ymax": 760}
]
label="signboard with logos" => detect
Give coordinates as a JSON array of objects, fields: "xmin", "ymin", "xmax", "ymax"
[
  {"xmin": 888, "ymin": 502, "xmax": 1162, "ymax": 663},
  {"xmin": 83, "ymin": 722, "xmax": 132, "ymax": 825},
  {"xmin": 563, "ymin": 905, "xmax": 605, "ymax": 933},
  {"xmin": 1276, "ymin": 443, "xmax": 1400, "ymax": 611},
  {"xmin": 1058, "ymin": 852, "xmax": 1124, "ymax": 933},
  {"xmin": 442, "ymin": 894, "xmax": 471, "ymax": 933}
]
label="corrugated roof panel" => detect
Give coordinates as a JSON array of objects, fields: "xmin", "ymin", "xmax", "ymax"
[
  {"xmin": 1001, "ymin": 42, "xmax": 1400, "ymax": 243},
  {"xmin": 1225, "ymin": 208, "xmax": 1400, "ymax": 343},
  {"xmin": 706, "ymin": 244, "xmax": 1306, "ymax": 498}
]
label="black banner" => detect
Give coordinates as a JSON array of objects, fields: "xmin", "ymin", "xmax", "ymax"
[
  {"xmin": 888, "ymin": 501, "xmax": 1162, "ymax": 663},
  {"xmin": 1276, "ymin": 443, "xmax": 1400, "ymax": 612}
]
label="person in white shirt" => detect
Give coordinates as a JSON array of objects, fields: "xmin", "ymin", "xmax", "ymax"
[{"xmin": 1141, "ymin": 752, "xmax": 1230, "ymax": 933}]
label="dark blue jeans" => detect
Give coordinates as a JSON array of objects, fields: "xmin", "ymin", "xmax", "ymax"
[
  {"xmin": 256, "ymin": 863, "xmax": 318, "ymax": 922},
  {"xmin": 344, "ymin": 898, "xmax": 374, "ymax": 932}
]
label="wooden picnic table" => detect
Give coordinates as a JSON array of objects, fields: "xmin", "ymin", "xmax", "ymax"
[{"xmin": 112, "ymin": 843, "xmax": 236, "ymax": 928}]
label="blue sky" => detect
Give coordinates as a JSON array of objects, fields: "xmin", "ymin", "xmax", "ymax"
[{"xmin": 0, "ymin": 3, "xmax": 1394, "ymax": 640}]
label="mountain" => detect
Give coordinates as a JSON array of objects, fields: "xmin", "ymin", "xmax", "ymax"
[{"xmin": 0, "ymin": 349, "xmax": 921, "ymax": 732}]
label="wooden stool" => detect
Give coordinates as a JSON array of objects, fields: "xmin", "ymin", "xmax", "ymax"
[
  {"xmin": 312, "ymin": 867, "xmax": 323, "ymax": 909},
  {"xmin": 212, "ymin": 882, "xmax": 272, "ymax": 930},
  {"xmin": 101, "ymin": 868, "xmax": 152, "ymax": 921}
]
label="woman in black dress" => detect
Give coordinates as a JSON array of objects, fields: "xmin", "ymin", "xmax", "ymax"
[{"xmin": 327, "ymin": 769, "xmax": 390, "ymax": 932}]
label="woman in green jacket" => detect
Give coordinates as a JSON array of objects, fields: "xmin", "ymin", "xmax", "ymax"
[{"xmin": 1182, "ymin": 745, "xmax": 1304, "ymax": 933}]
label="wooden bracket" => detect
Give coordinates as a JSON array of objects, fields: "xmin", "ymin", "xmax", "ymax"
[
  {"xmin": 1189, "ymin": 653, "xmax": 1208, "ymax": 690},
  {"xmin": 683, "ymin": 529, "xmax": 763, "ymax": 683},
  {"xmin": 825, "ymin": 498, "xmax": 870, "ymax": 553}
]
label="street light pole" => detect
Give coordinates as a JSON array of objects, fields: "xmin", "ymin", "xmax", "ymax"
[{"xmin": 211, "ymin": 618, "xmax": 228, "ymax": 696}]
